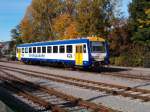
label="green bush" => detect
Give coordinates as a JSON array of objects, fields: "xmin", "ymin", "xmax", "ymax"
[
  {"xmin": 110, "ymin": 57, "xmax": 115, "ymax": 65},
  {"xmin": 110, "ymin": 44, "xmax": 148, "ymax": 67},
  {"xmin": 110, "ymin": 53, "xmax": 143, "ymax": 67},
  {"xmin": 143, "ymin": 53, "xmax": 150, "ymax": 68},
  {"xmin": 114, "ymin": 56, "xmax": 125, "ymax": 66}
]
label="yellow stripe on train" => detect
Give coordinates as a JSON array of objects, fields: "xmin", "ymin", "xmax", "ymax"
[{"xmin": 87, "ymin": 36, "xmax": 105, "ymax": 42}]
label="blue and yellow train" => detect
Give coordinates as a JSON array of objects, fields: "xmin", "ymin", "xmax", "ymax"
[{"xmin": 16, "ymin": 37, "xmax": 110, "ymax": 68}]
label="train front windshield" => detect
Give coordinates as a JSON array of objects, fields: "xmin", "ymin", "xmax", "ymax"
[{"xmin": 91, "ymin": 42, "xmax": 105, "ymax": 53}]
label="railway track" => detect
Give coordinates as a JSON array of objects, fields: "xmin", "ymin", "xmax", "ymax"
[
  {"xmin": 103, "ymin": 72, "xmax": 150, "ymax": 81},
  {"xmin": 0, "ymin": 60, "xmax": 150, "ymax": 81},
  {"xmin": 0, "ymin": 74, "xmax": 66, "ymax": 112},
  {"xmin": 0, "ymin": 68, "xmax": 115, "ymax": 112},
  {"xmin": 0, "ymin": 65, "xmax": 150, "ymax": 102}
]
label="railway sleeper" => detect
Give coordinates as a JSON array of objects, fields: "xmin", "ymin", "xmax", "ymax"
[
  {"xmin": 0, "ymin": 69, "xmax": 115, "ymax": 112},
  {"xmin": 1, "ymin": 67, "xmax": 150, "ymax": 102},
  {"xmin": 0, "ymin": 80, "xmax": 67, "ymax": 112},
  {"xmin": 2, "ymin": 65, "xmax": 150, "ymax": 95}
]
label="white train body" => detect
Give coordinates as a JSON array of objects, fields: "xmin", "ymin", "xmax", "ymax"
[{"xmin": 16, "ymin": 37, "xmax": 110, "ymax": 67}]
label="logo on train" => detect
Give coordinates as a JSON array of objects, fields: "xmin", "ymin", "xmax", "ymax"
[
  {"xmin": 67, "ymin": 54, "xmax": 72, "ymax": 58},
  {"xmin": 29, "ymin": 54, "xmax": 45, "ymax": 58}
]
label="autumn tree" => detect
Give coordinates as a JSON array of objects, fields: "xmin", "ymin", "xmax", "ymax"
[
  {"xmin": 63, "ymin": 0, "xmax": 77, "ymax": 16},
  {"xmin": 52, "ymin": 1, "xmax": 78, "ymax": 39},
  {"xmin": 19, "ymin": 0, "xmax": 118, "ymax": 42},
  {"xmin": 64, "ymin": 22, "xmax": 79, "ymax": 39},
  {"xmin": 32, "ymin": 0, "xmax": 64, "ymax": 40},
  {"xmin": 52, "ymin": 13, "xmax": 72, "ymax": 39},
  {"xmin": 108, "ymin": 0, "xmax": 150, "ymax": 66},
  {"xmin": 129, "ymin": 0, "xmax": 150, "ymax": 47},
  {"xmin": 20, "ymin": 6, "xmax": 34, "ymax": 42},
  {"xmin": 76, "ymin": 0, "xmax": 115, "ymax": 37},
  {"xmin": 9, "ymin": 25, "xmax": 22, "ymax": 53},
  {"xmin": 109, "ymin": 19, "xmax": 132, "ymax": 56},
  {"xmin": 52, "ymin": 13, "xmax": 79, "ymax": 39},
  {"xmin": 20, "ymin": 0, "xmax": 63, "ymax": 42}
]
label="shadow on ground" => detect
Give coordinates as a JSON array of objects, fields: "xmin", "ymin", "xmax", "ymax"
[
  {"xmin": 0, "ymin": 80, "xmax": 93, "ymax": 112},
  {"xmin": 0, "ymin": 86, "xmax": 38, "ymax": 112}
]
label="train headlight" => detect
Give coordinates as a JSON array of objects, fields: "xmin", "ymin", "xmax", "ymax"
[{"xmin": 92, "ymin": 53, "xmax": 106, "ymax": 61}]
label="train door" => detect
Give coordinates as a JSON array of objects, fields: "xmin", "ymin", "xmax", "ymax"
[
  {"xmin": 18, "ymin": 48, "xmax": 21, "ymax": 61},
  {"xmin": 75, "ymin": 45, "xmax": 83, "ymax": 65}
]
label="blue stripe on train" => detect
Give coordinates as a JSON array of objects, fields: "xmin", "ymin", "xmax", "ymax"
[{"xmin": 18, "ymin": 58, "xmax": 91, "ymax": 67}]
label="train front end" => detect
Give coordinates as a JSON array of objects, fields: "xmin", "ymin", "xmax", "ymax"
[{"xmin": 88, "ymin": 37, "xmax": 110, "ymax": 67}]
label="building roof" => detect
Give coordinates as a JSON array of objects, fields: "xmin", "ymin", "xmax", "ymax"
[{"xmin": 0, "ymin": 43, "xmax": 4, "ymax": 48}]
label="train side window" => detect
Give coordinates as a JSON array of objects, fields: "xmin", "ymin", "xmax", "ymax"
[
  {"xmin": 80, "ymin": 46, "xmax": 83, "ymax": 53},
  {"xmin": 83, "ymin": 44, "xmax": 86, "ymax": 53},
  {"xmin": 37, "ymin": 47, "xmax": 41, "ymax": 53},
  {"xmin": 17, "ymin": 48, "xmax": 21, "ymax": 53},
  {"xmin": 47, "ymin": 46, "xmax": 52, "ymax": 53},
  {"xmin": 53, "ymin": 46, "xmax": 58, "ymax": 53},
  {"xmin": 76, "ymin": 46, "xmax": 78, "ymax": 53},
  {"xmin": 59, "ymin": 46, "xmax": 65, "ymax": 53},
  {"xmin": 19, "ymin": 48, "xmax": 21, "ymax": 53},
  {"xmin": 67, "ymin": 45, "xmax": 72, "ymax": 53},
  {"xmin": 22, "ymin": 48, "xmax": 24, "ymax": 53},
  {"xmin": 29, "ymin": 47, "xmax": 32, "ymax": 53},
  {"xmin": 25, "ymin": 48, "xmax": 28, "ymax": 53},
  {"xmin": 42, "ymin": 46, "xmax": 46, "ymax": 53},
  {"xmin": 33, "ymin": 47, "xmax": 36, "ymax": 53},
  {"xmin": 17, "ymin": 48, "xmax": 19, "ymax": 53}
]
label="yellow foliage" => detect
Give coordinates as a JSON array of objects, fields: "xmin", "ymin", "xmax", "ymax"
[
  {"xmin": 53, "ymin": 13, "xmax": 72, "ymax": 36},
  {"xmin": 20, "ymin": 18, "xmax": 33, "ymax": 39},
  {"xmin": 137, "ymin": 19, "xmax": 150, "ymax": 27},
  {"xmin": 137, "ymin": 9, "xmax": 150, "ymax": 28},
  {"xmin": 87, "ymin": 36, "xmax": 105, "ymax": 42},
  {"xmin": 53, "ymin": 13, "xmax": 79, "ymax": 39},
  {"xmin": 63, "ymin": 22, "xmax": 79, "ymax": 39},
  {"xmin": 145, "ymin": 8, "xmax": 150, "ymax": 16},
  {"xmin": 138, "ymin": 8, "xmax": 150, "ymax": 28},
  {"xmin": 20, "ymin": 6, "xmax": 33, "ymax": 39}
]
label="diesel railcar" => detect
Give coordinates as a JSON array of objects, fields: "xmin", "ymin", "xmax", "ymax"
[{"xmin": 16, "ymin": 37, "xmax": 110, "ymax": 68}]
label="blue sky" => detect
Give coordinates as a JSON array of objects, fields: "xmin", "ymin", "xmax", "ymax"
[
  {"xmin": 0, "ymin": 0, "xmax": 131, "ymax": 41},
  {"xmin": 121, "ymin": 0, "xmax": 132, "ymax": 17},
  {"xmin": 0, "ymin": 0, "xmax": 31, "ymax": 42}
]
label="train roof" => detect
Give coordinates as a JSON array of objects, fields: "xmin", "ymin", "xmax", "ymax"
[
  {"xmin": 17, "ymin": 38, "xmax": 88, "ymax": 47},
  {"xmin": 17, "ymin": 37, "xmax": 105, "ymax": 47}
]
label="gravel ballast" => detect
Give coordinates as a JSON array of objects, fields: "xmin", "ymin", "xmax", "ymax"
[
  {"xmin": 1, "ymin": 68, "xmax": 150, "ymax": 112},
  {"xmin": 0, "ymin": 62, "xmax": 150, "ymax": 90}
]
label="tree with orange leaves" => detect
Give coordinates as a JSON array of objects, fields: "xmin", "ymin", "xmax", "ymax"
[{"xmin": 64, "ymin": 22, "xmax": 79, "ymax": 39}]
